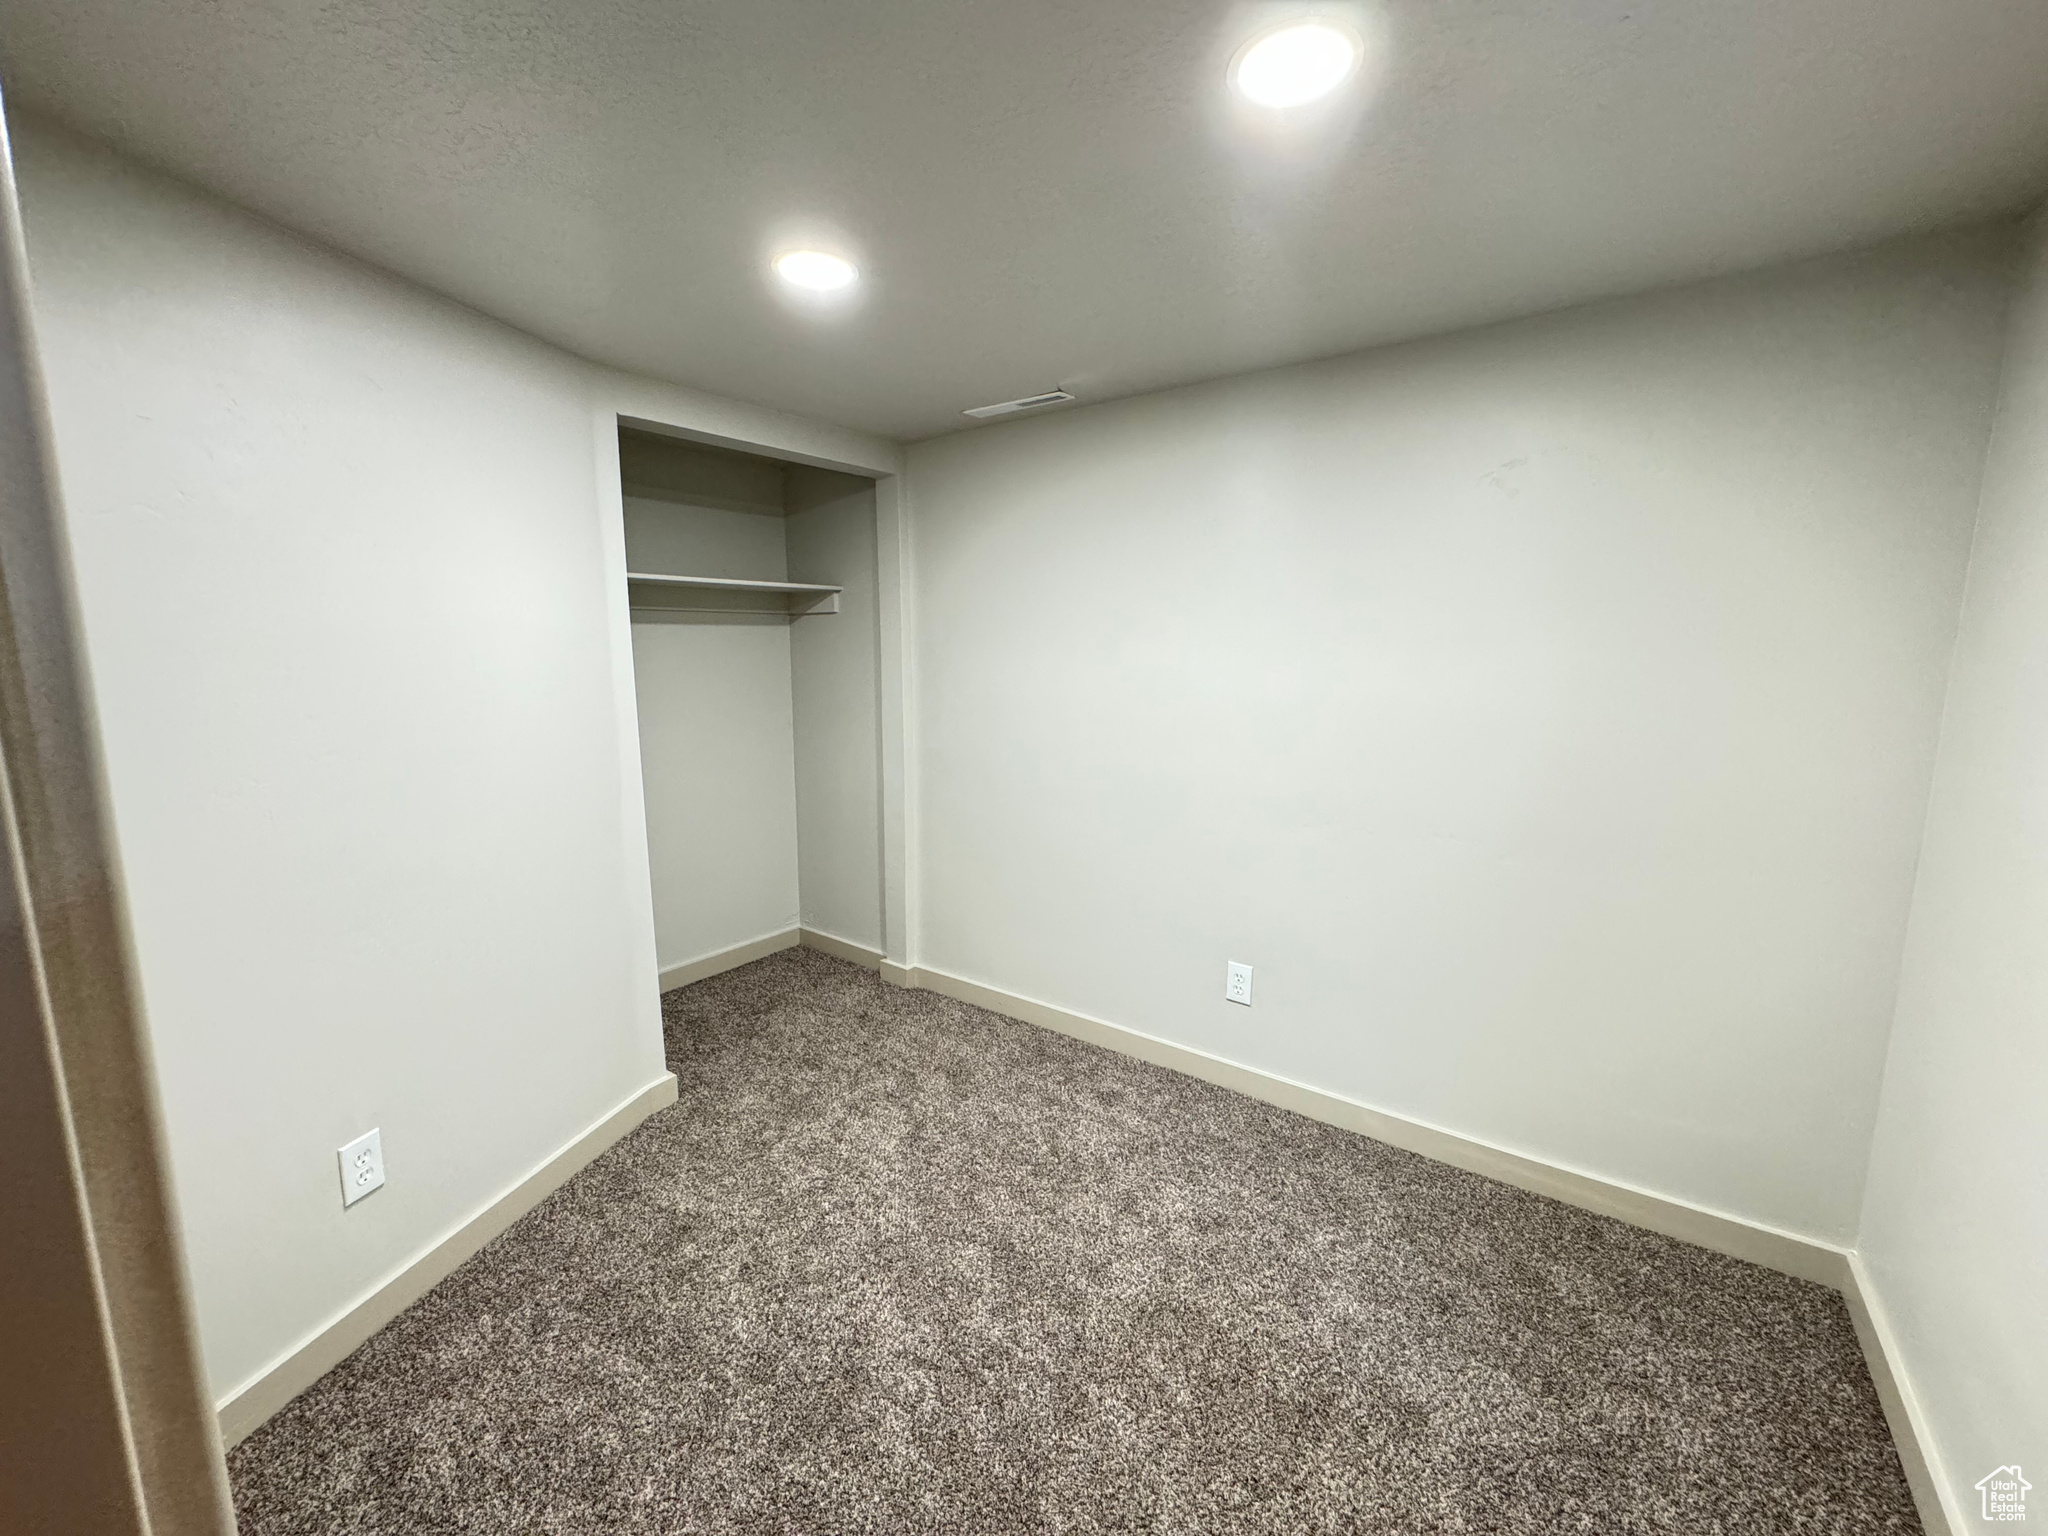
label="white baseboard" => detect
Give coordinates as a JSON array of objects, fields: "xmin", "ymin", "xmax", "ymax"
[
  {"xmin": 1842, "ymin": 1254, "xmax": 1960, "ymax": 1536},
  {"xmin": 657, "ymin": 927, "xmax": 800, "ymax": 991},
  {"xmin": 216, "ymin": 1071, "xmax": 679, "ymax": 1447},
  {"xmin": 905, "ymin": 962, "xmax": 1849, "ymax": 1286},
  {"xmin": 897, "ymin": 961, "xmax": 1967, "ymax": 1520},
  {"xmin": 799, "ymin": 927, "xmax": 885, "ymax": 970},
  {"xmin": 213, "ymin": 949, "xmax": 1953, "ymax": 1526}
]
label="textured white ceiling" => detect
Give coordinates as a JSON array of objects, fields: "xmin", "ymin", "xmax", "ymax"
[{"xmin": 4, "ymin": 0, "xmax": 2047, "ymax": 441}]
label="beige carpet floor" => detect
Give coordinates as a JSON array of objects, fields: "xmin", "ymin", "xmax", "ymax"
[{"xmin": 229, "ymin": 946, "xmax": 1919, "ymax": 1533}]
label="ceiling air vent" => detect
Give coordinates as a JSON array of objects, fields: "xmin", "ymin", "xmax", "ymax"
[{"xmin": 962, "ymin": 389, "xmax": 1076, "ymax": 419}]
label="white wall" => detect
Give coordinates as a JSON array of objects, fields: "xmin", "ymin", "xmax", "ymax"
[
  {"xmin": 1859, "ymin": 213, "xmax": 2048, "ymax": 1517},
  {"xmin": 903, "ymin": 228, "xmax": 2018, "ymax": 1244},
  {"xmin": 624, "ymin": 438, "xmax": 802, "ymax": 970},
  {"xmin": 9, "ymin": 117, "xmax": 831, "ymax": 1408},
  {"xmin": 788, "ymin": 468, "xmax": 883, "ymax": 952}
]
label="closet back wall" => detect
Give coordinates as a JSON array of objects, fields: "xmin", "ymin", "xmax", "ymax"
[
  {"xmin": 901, "ymin": 226, "xmax": 2018, "ymax": 1244},
  {"xmin": 623, "ymin": 434, "xmax": 802, "ymax": 975}
]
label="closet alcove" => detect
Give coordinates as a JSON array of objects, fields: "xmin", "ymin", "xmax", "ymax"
[{"xmin": 618, "ymin": 424, "xmax": 884, "ymax": 986}]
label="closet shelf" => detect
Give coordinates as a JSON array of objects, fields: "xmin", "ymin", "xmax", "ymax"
[{"xmin": 626, "ymin": 572, "xmax": 842, "ymax": 617}]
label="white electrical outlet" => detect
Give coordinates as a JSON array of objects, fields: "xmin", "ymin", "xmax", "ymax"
[
  {"xmin": 1226, "ymin": 961, "xmax": 1253, "ymax": 1006},
  {"xmin": 338, "ymin": 1128, "xmax": 385, "ymax": 1207}
]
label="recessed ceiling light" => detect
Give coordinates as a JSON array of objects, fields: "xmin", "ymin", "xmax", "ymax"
[
  {"xmin": 1230, "ymin": 21, "xmax": 1361, "ymax": 108},
  {"xmin": 773, "ymin": 250, "xmax": 859, "ymax": 292}
]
